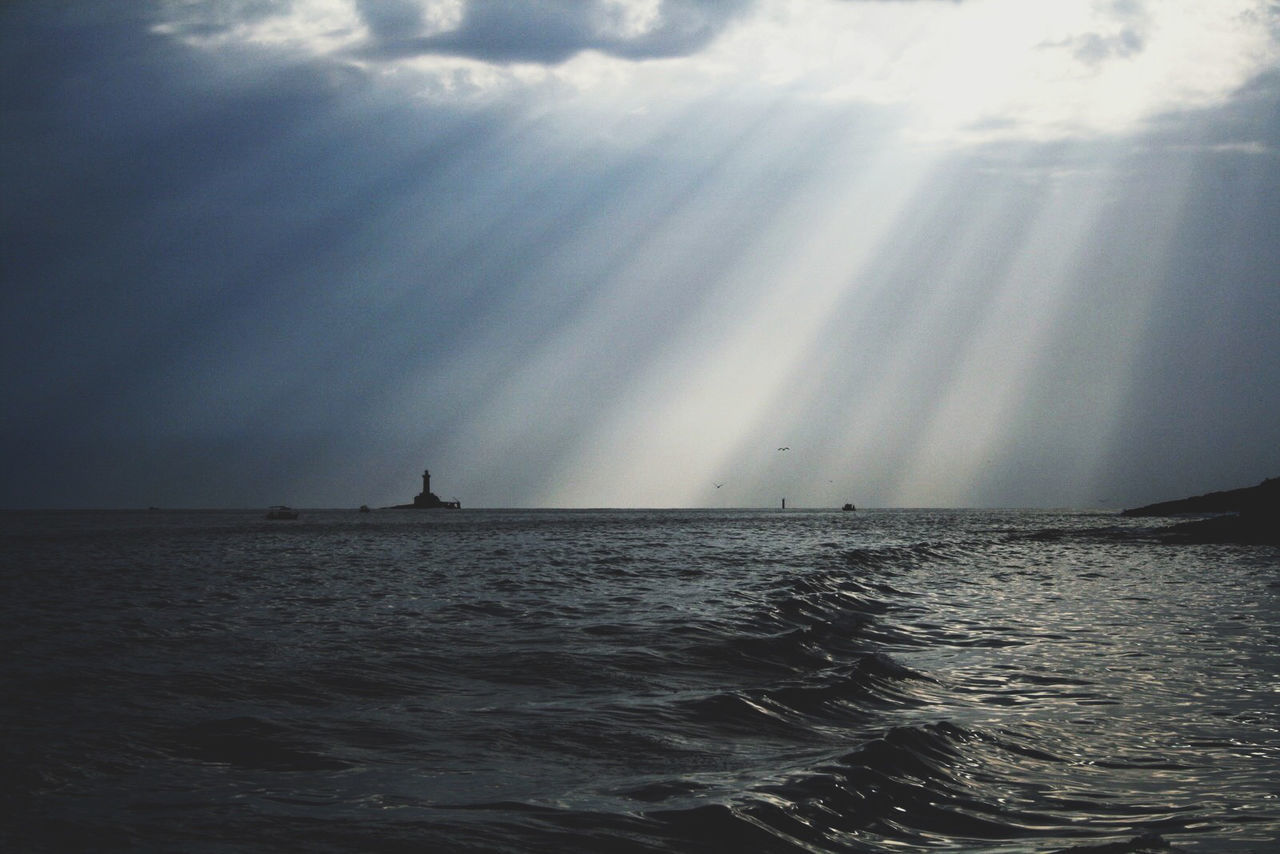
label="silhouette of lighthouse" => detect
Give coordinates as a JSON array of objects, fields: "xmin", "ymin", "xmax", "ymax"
[{"xmin": 412, "ymin": 468, "xmax": 460, "ymax": 509}]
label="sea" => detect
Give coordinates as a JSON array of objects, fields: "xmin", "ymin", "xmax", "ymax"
[{"xmin": 2, "ymin": 508, "xmax": 1278, "ymax": 853}]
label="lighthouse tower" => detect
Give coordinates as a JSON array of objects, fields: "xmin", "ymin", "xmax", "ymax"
[
  {"xmin": 409, "ymin": 467, "xmax": 459, "ymax": 508},
  {"xmin": 413, "ymin": 469, "xmax": 436, "ymax": 507}
]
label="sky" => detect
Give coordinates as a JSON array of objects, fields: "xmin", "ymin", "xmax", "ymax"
[{"xmin": 2, "ymin": 0, "xmax": 1278, "ymax": 510}]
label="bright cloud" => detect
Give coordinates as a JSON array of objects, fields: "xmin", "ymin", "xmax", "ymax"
[{"xmin": 156, "ymin": 0, "xmax": 1280, "ymax": 143}]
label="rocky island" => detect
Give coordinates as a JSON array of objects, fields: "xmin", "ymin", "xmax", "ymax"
[
  {"xmin": 388, "ymin": 469, "xmax": 461, "ymax": 510},
  {"xmin": 1122, "ymin": 477, "xmax": 1279, "ymax": 544}
]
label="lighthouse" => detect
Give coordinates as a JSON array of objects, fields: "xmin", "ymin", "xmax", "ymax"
[{"xmin": 408, "ymin": 467, "xmax": 461, "ymax": 509}]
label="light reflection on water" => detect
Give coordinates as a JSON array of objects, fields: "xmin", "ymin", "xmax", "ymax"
[{"xmin": 888, "ymin": 518, "xmax": 1280, "ymax": 849}]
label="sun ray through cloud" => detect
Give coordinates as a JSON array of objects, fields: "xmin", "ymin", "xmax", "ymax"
[{"xmin": 3, "ymin": 0, "xmax": 1278, "ymax": 508}]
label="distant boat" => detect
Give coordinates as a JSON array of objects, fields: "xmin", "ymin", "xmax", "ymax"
[
  {"xmin": 842, "ymin": 503, "xmax": 856, "ymax": 512},
  {"xmin": 359, "ymin": 505, "xmax": 371, "ymax": 513},
  {"xmin": 265, "ymin": 505, "xmax": 299, "ymax": 520}
]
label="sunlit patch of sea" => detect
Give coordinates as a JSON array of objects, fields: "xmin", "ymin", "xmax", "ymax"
[{"xmin": 2, "ymin": 508, "xmax": 1277, "ymax": 852}]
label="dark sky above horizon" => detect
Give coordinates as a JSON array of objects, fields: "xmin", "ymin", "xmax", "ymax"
[{"xmin": 3, "ymin": 0, "xmax": 1279, "ymax": 509}]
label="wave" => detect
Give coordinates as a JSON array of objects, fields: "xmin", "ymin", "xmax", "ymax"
[
  {"xmin": 426, "ymin": 719, "xmax": 1196, "ymax": 853},
  {"xmin": 546, "ymin": 720, "xmax": 1202, "ymax": 853},
  {"xmin": 840, "ymin": 541, "xmax": 966, "ymax": 572}
]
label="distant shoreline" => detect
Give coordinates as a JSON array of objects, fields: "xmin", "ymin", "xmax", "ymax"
[{"xmin": 1121, "ymin": 477, "xmax": 1280, "ymax": 545}]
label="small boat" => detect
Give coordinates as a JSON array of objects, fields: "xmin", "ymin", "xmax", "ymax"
[
  {"xmin": 265, "ymin": 505, "xmax": 299, "ymax": 520},
  {"xmin": 359, "ymin": 505, "xmax": 371, "ymax": 513},
  {"xmin": 842, "ymin": 503, "xmax": 856, "ymax": 512}
]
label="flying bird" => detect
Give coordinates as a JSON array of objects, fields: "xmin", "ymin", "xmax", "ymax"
[
  {"xmin": 777, "ymin": 447, "xmax": 790, "ymax": 451},
  {"xmin": 714, "ymin": 482, "xmax": 724, "ymax": 488}
]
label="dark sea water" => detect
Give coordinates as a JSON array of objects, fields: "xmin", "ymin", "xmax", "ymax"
[{"xmin": 2, "ymin": 508, "xmax": 1278, "ymax": 853}]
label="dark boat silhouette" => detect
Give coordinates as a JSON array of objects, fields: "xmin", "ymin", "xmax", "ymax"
[{"xmin": 264, "ymin": 506, "xmax": 298, "ymax": 520}]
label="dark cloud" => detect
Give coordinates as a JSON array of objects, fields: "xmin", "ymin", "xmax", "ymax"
[
  {"xmin": 1032, "ymin": 0, "xmax": 1148, "ymax": 66},
  {"xmin": 356, "ymin": 0, "xmax": 754, "ymax": 65},
  {"xmin": 152, "ymin": 0, "xmax": 960, "ymax": 68},
  {"xmin": 0, "ymin": 4, "xmax": 514, "ymax": 507},
  {"xmin": 353, "ymin": 0, "xmax": 424, "ymax": 40},
  {"xmin": 1144, "ymin": 68, "xmax": 1280, "ymax": 153},
  {"xmin": 1067, "ymin": 28, "xmax": 1145, "ymax": 65}
]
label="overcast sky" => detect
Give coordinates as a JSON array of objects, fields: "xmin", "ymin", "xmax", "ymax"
[{"xmin": 3, "ymin": 0, "xmax": 1278, "ymax": 509}]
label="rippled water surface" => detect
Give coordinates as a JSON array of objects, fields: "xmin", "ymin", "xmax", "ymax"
[{"xmin": 2, "ymin": 508, "xmax": 1278, "ymax": 852}]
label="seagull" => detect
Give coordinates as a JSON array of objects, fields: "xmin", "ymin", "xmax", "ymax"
[
  {"xmin": 777, "ymin": 447, "xmax": 790, "ymax": 451},
  {"xmin": 714, "ymin": 482, "xmax": 724, "ymax": 489}
]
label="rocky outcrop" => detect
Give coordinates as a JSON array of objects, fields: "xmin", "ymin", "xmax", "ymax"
[
  {"xmin": 1121, "ymin": 477, "xmax": 1279, "ymax": 517},
  {"xmin": 1122, "ymin": 477, "xmax": 1280, "ymax": 545}
]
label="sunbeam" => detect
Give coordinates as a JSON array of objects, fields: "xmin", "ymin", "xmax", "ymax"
[{"xmin": 3, "ymin": 0, "xmax": 1278, "ymax": 509}]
